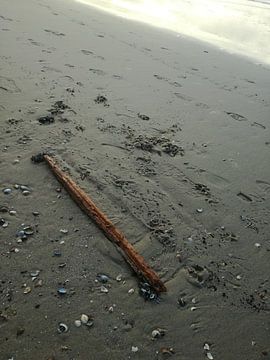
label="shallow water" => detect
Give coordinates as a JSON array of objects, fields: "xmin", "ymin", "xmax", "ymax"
[{"xmin": 74, "ymin": 0, "xmax": 270, "ymax": 64}]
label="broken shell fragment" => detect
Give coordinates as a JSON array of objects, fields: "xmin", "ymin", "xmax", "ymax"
[
  {"xmin": 160, "ymin": 347, "xmax": 175, "ymax": 355},
  {"xmin": 80, "ymin": 314, "xmax": 89, "ymax": 324},
  {"xmin": 204, "ymin": 343, "xmax": 210, "ymax": 351},
  {"xmin": 207, "ymin": 352, "xmax": 214, "ymax": 360},
  {"xmin": 57, "ymin": 287, "xmax": 67, "ymax": 295},
  {"xmin": 3, "ymin": 188, "xmax": 12, "ymax": 195},
  {"xmin": 23, "ymin": 286, "xmax": 31, "ymax": 294},
  {"xmin": 74, "ymin": 320, "xmax": 81, "ymax": 327},
  {"xmin": 58, "ymin": 323, "xmax": 68, "ymax": 333},
  {"xmin": 100, "ymin": 285, "xmax": 108, "ymax": 293},
  {"xmin": 96, "ymin": 273, "xmax": 109, "ymax": 283},
  {"xmin": 23, "ymin": 226, "xmax": 34, "ymax": 236},
  {"xmin": 131, "ymin": 346, "xmax": 139, "ymax": 353},
  {"xmin": 151, "ymin": 328, "xmax": 166, "ymax": 339}
]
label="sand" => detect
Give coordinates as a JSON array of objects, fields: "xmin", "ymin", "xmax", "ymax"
[{"xmin": 0, "ymin": 0, "xmax": 269, "ymax": 359}]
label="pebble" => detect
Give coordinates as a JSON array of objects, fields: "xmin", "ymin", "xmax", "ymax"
[
  {"xmin": 3, "ymin": 188, "xmax": 12, "ymax": 195},
  {"xmin": 74, "ymin": 320, "xmax": 82, "ymax": 327},
  {"xmin": 80, "ymin": 314, "xmax": 89, "ymax": 324},
  {"xmin": 128, "ymin": 288, "xmax": 135, "ymax": 294}
]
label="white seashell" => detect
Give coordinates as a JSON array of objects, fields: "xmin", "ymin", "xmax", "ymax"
[
  {"xmin": 60, "ymin": 229, "xmax": 68, "ymax": 234},
  {"xmin": 191, "ymin": 306, "xmax": 197, "ymax": 311},
  {"xmin": 116, "ymin": 274, "xmax": 122, "ymax": 282},
  {"xmin": 207, "ymin": 352, "xmax": 214, "ymax": 360},
  {"xmin": 80, "ymin": 314, "xmax": 89, "ymax": 324},
  {"xmin": 74, "ymin": 320, "xmax": 82, "ymax": 327},
  {"xmin": 108, "ymin": 306, "xmax": 114, "ymax": 313},
  {"xmin": 128, "ymin": 288, "xmax": 135, "ymax": 294},
  {"xmin": 254, "ymin": 243, "xmax": 261, "ymax": 248},
  {"xmin": 151, "ymin": 330, "xmax": 161, "ymax": 338},
  {"xmin": 100, "ymin": 285, "xmax": 108, "ymax": 293},
  {"xmin": 204, "ymin": 343, "xmax": 210, "ymax": 351},
  {"xmin": 131, "ymin": 346, "xmax": 139, "ymax": 353},
  {"xmin": 9, "ymin": 210, "xmax": 17, "ymax": 216}
]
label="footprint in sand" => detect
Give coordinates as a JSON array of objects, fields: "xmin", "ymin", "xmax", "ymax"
[
  {"xmin": 0, "ymin": 76, "xmax": 21, "ymax": 93},
  {"xmin": 44, "ymin": 29, "xmax": 65, "ymax": 36},
  {"xmin": 203, "ymin": 171, "xmax": 230, "ymax": 188},
  {"xmin": 251, "ymin": 122, "xmax": 266, "ymax": 130},
  {"xmin": 256, "ymin": 180, "xmax": 270, "ymax": 193},
  {"xmin": 81, "ymin": 49, "xmax": 94, "ymax": 55},
  {"xmin": 225, "ymin": 112, "xmax": 247, "ymax": 121},
  {"xmin": 89, "ymin": 68, "xmax": 105, "ymax": 76}
]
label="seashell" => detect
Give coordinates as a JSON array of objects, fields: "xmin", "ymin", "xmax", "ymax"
[
  {"xmin": 116, "ymin": 274, "xmax": 122, "ymax": 282},
  {"xmin": 100, "ymin": 285, "xmax": 108, "ymax": 293},
  {"xmin": 57, "ymin": 287, "xmax": 67, "ymax": 295},
  {"xmin": 128, "ymin": 288, "xmax": 135, "ymax": 294},
  {"xmin": 131, "ymin": 346, "xmax": 139, "ymax": 353},
  {"xmin": 207, "ymin": 352, "xmax": 214, "ymax": 360},
  {"xmin": 14, "ymin": 184, "xmax": 20, "ymax": 189},
  {"xmin": 60, "ymin": 229, "xmax": 68, "ymax": 234},
  {"xmin": 85, "ymin": 320, "xmax": 94, "ymax": 328},
  {"xmin": 3, "ymin": 188, "xmax": 12, "ymax": 195},
  {"xmin": 196, "ymin": 208, "xmax": 203, "ymax": 213},
  {"xmin": 32, "ymin": 211, "xmax": 40, "ymax": 216},
  {"xmin": 204, "ymin": 343, "xmax": 210, "ymax": 351},
  {"xmin": 53, "ymin": 250, "xmax": 62, "ymax": 257},
  {"xmin": 22, "ymin": 190, "xmax": 30, "ymax": 196},
  {"xmin": 20, "ymin": 185, "xmax": 31, "ymax": 192},
  {"xmin": 96, "ymin": 273, "xmax": 109, "ymax": 283},
  {"xmin": 16, "ymin": 230, "xmax": 26, "ymax": 239},
  {"xmin": 2, "ymin": 221, "xmax": 8, "ymax": 228},
  {"xmin": 23, "ymin": 286, "xmax": 31, "ymax": 294},
  {"xmin": 30, "ymin": 270, "xmax": 40, "ymax": 277},
  {"xmin": 58, "ymin": 323, "xmax": 68, "ymax": 333},
  {"xmin": 108, "ymin": 306, "xmax": 114, "ymax": 313},
  {"xmin": 191, "ymin": 306, "xmax": 197, "ymax": 311},
  {"xmin": 23, "ymin": 226, "xmax": 34, "ymax": 236},
  {"xmin": 74, "ymin": 320, "xmax": 81, "ymax": 327},
  {"xmin": 9, "ymin": 210, "xmax": 17, "ymax": 216},
  {"xmin": 151, "ymin": 328, "xmax": 166, "ymax": 339},
  {"xmin": 80, "ymin": 314, "xmax": 89, "ymax": 324}
]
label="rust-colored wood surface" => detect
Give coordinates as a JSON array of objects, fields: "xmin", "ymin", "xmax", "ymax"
[{"xmin": 44, "ymin": 155, "xmax": 166, "ymax": 293}]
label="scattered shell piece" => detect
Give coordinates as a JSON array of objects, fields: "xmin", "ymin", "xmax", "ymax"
[
  {"xmin": 196, "ymin": 208, "xmax": 203, "ymax": 213},
  {"xmin": 160, "ymin": 347, "xmax": 175, "ymax": 355},
  {"xmin": 206, "ymin": 352, "xmax": 214, "ymax": 360},
  {"xmin": 128, "ymin": 288, "xmax": 135, "ymax": 294},
  {"xmin": 57, "ymin": 287, "xmax": 67, "ymax": 295},
  {"xmin": 251, "ymin": 341, "xmax": 256, "ymax": 346},
  {"xmin": 20, "ymin": 185, "xmax": 30, "ymax": 192},
  {"xmin": 108, "ymin": 306, "xmax": 114, "ymax": 313},
  {"xmin": 9, "ymin": 210, "xmax": 17, "ymax": 216},
  {"xmin": 60, "ymin": 229, "xmax": 68, "ymax": 234},
  {"xmin": 53, "ymin": 250, "xmax": 62, "ymax": 257},
  {"xmin": 58, "ymin": 323, "xmax": 68, "ymax": 333},
  {"xmin": 32, "ymin": 211, "xmax": 40, "ymax": 216},
  {"xmin": 131, "ymin": 346, "xmax": 139, "ymax": 353},
  {"xmin": 2, "ymin": 222, "xmax": 8, "ymax": 228},
  {"xmin": 34, "ymin": 279, "xmax": 43, "ymax": 287},
  {"xmin": 30, "ymin": 270, "xmax": 40, "ymax": 277},
  {"xmin": 13, "ymin": 248, "xmax": 19, "ymax": 253},
  {"xmin": 96, "ymin": 273, "xmax": 109, "ymax": 283},
  {"xmin": 191, "ymin": 298, "xmax": 196, "ymax": 304},
  {"xmin": 59, "ymin": 240, "xmax": 65, "ymax": 245},
  {"xmin": 80, "ymin": 314, "xmax": 89, "ymax": 324},
  {"xmin": 22, "ymin": 190, "xmax": 30, "ymax": 196},
  {"xmin": 74, "ymin": 320, "xmax": 81, "ymax": 327},
  {"xmin": 191, "ymin": 306, "xmax": 197, "ymax": 311},
  {"xmin": 3, "ymin": 188, "xmax": 12, "ymax": 195},
  {"xmin": 23, "ymin": 226, "xmax": 34, "ymax": 236},
  {"xmin": 116, "ymin": 274, "xmax": 122, "ymax": 282},
  {"xmin": 23, "ymin": 286, "xmax": 31, "ymax": 294},
  {"xmin": 236, "ymin": 275, "xmax": 242, "ymax": 280},
  {"xmin": 14, "ymin": 184, "xmax": 20, "ymax": 189},
  {"xmin": 204, "ymin": 343, "xmax": 210, "ymax": 351},
  {"xmin": 152, "ymin": 328, "xmax": 166, "ymax": 339},
  {"xmin": 100, "ymin": 285, "xmax": 108, "ymax": 293},
  {"xmin": 254, "ymin": 243, "xmax": 261, "ymax": 248}
]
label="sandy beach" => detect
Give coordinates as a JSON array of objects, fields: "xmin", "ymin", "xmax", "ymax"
[{"xmin": 0, "ymin": 0, "xmax": 270, "ymax": 359}]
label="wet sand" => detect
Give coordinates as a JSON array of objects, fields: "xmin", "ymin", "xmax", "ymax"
[{"xmin": 0, "ymin": 0, "xmax": 270, "ymax": 359}]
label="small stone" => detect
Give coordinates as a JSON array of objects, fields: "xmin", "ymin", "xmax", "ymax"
[
  {"xmin": 3, "ymin": 188, "xmax": 12, "ymax": 195},
  {"xmin": 80, "ymin": 314, "xmax": 89, "ymax": 324},
  {"xmin": 131, "ymin": 346, "xmax": 139, "ymax": 353},
  {"xmin": 74, "ymin": 320, "xmax": 81, "ymax": 327},
  {"xmin": 23, "ymin": 286, "xmax": 31, "ymax": 294},
  {"xmin": 13, "ymin": 248, "xmax": 20, "ymax": 253},
  {"xmin": 128, "ymin": 288, "xmax": 135, "ymax": 294}
]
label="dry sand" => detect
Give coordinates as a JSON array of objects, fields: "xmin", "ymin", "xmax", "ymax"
[{"xmin": 0, "ymin": 0, "xmax": 270, "ymax": 359}]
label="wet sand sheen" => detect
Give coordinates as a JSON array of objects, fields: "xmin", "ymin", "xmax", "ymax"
[{"xmin": 0, "ymin": 0, "xmax": 270, "ymax": 359}]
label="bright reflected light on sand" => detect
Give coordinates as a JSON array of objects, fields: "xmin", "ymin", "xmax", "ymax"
[{"xmin": 74, "ymin": 0, "xmax": 270, "ymax": 64}]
